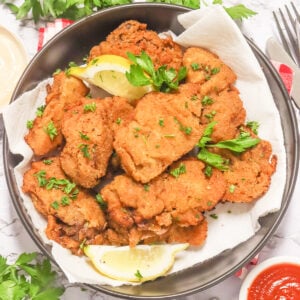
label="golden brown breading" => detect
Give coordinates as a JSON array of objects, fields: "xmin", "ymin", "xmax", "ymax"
[
  {"xmin": 113, "ymin": 87, "xmax": 204, "ymax": 183},
  {"xmin": 89, "ymin": 20, "xmax": 183, "ymax": 70},
  {"xmin": 214, "ymin": 138, "xmax": 277, "ymax": 203},
  {"xmin": 200, "ymin": 87, "xmax": 246, "ymax": 142},
  {"xmin": 183, "ymin": 47, "xmax": 237, "ymax": 95},
  {"xmin": 22, "ymin": 157, "xmax": 106, "ymax": 255},
  {"xmin": 24, "ymin": 72, "xmax": 89, "ymax": 156},
  {"xmin": 100, "ymin": 159, "xmax": 225, "ymax": 247},
  {"xmin": 60, "ymin": 96, "xmax": 134, "ymax": 188},
  {"xmin": 60, "ymin": 98, "xmax": 113, "ymax": 188}
]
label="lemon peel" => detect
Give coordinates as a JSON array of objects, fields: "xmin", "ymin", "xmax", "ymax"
[
  {"xmin": 68, "ymin": 55, "xmax": 153, "ymax": 100},
  {"xmin": 84, "ymin": 243, "xmax": 189, "ymax": 283}
]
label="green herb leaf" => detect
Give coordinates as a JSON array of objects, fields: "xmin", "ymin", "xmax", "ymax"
[
  {"xmin": 224, "ymin": 4, "xmax": 257, "ymax": 20},
  {"xmin": 197, "ymin": 148, "xmax": 229, "ymax": 171},
  {"xmin": 96, "ymin": 194, "xmax": 107, "ymax": 210},
  {"xmin": 197, "ymin": 121, "xmax": 217, "ymax": 148},
  {"xmin": 126, "ymin": 51, "xmax": 187, "ymax": 93},
  {"xmin": 209, "ymin": 134, "xmax": 260, "ymax": 153},
  {"xmin": 246, "ymin": 121, "xmax": 260, "ymax": 135},
  {"xmin": 34, "ymin": 170, "xmax": 47, "ymax": 187},
  {"xmin": 26, "ymin": 120, "xmax": 34, "ymax": 129},
  {"xmin": 134, "ymin": 269, "xmax": 143, "ymax": 280},
  {"xmin": 79, "ymin": 144, "xmax": 91, "ymax": 158},
  {"xmin": 36, "ymin": 105, "xmax": 46, "ymax": 117},
  {"xmin": 83, "ymin": 102, "xmax": 96, "ymax": 113},
  {"xmin": 170, "ymin": 163, "xmax": 186, "ymax": 178},
  {"xmin": 45, "ymin": 121, "xmax": 58, "ymax": 141}
]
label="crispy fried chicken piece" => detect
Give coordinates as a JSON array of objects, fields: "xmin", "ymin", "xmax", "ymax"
[
  {"xmin": 22, "ymin": 157, "xmax": 106, "ymax": 255},
  {"xmin": 200, "ymin": 86, "xmax": 246, "ymax": 142},
  {"xmin": 100, "ymin": 159, "xmax": 226, "ymax": 247},
  {"xmin": 60, "ymin": 97, "xmax": 133, "ymax": 188},
  {"xmin": 183, "ymin": 47, "xmax": 237, "ymax": 95},
  {"xmin": 24, "ymin": 72, "xmax": 89, "ymax": 156},
  {"xmin": 214, "ymin": 136, "xmax": 277, "ymax": 203},
  {"xmin": 113, "ymin": 86, "xmax": 204, "ymax": 183},
  {"xmin": 89, "ymin": 20, "xmax": 183, "ymax": 70}
]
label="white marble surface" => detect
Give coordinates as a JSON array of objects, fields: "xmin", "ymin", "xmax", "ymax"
[{"xmin": 0, "ymin": 1, "xmax": 299, "ymax": 299}]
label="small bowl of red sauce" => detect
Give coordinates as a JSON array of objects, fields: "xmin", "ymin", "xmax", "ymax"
[{"xmin": 239, "ymin": 256, "xmax": 300, "ymax": 300}]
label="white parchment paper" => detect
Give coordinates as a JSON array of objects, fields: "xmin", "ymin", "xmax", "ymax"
[{"xmin": 2, "ymin": 6, "xmax": 286, "ymax": 286}]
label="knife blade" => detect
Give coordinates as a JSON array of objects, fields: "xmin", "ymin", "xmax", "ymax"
[{"xmin": 266, "ymin": 37, "xmax": 300, "ymax": 109}]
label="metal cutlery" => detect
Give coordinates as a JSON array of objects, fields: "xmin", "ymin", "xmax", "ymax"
[{"xmin": 271, "ymin": 2, "xmax": 300, "ymax": 109}]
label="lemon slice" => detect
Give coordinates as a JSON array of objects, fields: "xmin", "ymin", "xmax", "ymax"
[
  {"xmin": 68, "ymin": 55, "xmax": 153, "ymax": 100},
  {"xmin": 84, "ymin": 243, "xmax": 189, "ymax": 282}
]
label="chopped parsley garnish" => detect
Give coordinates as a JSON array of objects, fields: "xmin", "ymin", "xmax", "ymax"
[
  {"xmin": 83, "ymin": 102, "xmax": 96, "ymax": 113},
  {"xmin": 191, "ymin": 62, "xmax": 200, "ymax": 71},
  {"xmin": 246, "ymin": 121, "xmax": 260, "ymax": 135},
  {"xmin": 26, "ymin": 120, "xmax": 34, "ymax": 129},
  {"xmin": 53, "ymin": 68, "xmax": 62, "ymax": 75},
  {"xmin": 43, "ymin": 159, "xmax": 53, "ymax": 165},
  {"xmin": 96, "ymin": 194, "xmax": 107, "ymax": 210},
  {"xmin": 204, "ymin": 110, "xmax": 217, "ymax": 121},
  {"xmin": 61, "ymin": 196, "xmax": 70, "ymax": 206},
  {"xmin": 116, "ymin": 117, "xmax": 122, "ymax": 125},
  {"xmin": 45, "ymin": 121, "xmax": 58, "ymax": 140},
  {"xmin": 79, "ymin": 144, "xmax": 91, "ymax": 159},
  {"xmin": 79, "ymin": 132, "xmax": 90, "ymax": 140},
  {"xmin": 34, "ymin": 170, "xmax": 47, "ymax": 187},
  {"xmin": 144, "ymin": 184, "xmax": 150, "ymax": 192},
  {"xmin": 126, "ymin": 51, "xmax": 187, "ymax": 93},
  {"xmin": 158, "ymin": 118, "xmax": 164, "ymax": 127},
  {"xmin": 204, "ymin": 165, "xmax": 213, "ymax": 177},
  {"xmin": 170, "ymin": 163, "xmax": 186, "ymax": 178},
  {"xmin": 35, "ymin": 105, "xmax": 46, "ymax": 117},
  {"xmin": 134, "ymin": 270, "xmax": 143, "ymax": 280},
  {"xmin": 173, "ymin": 117, "xmax": 192, "ymax": 135},
  {"xmin": 51, "ymin": 201, "xmax": 59, "ymax": 210},
  {"xmin": 191, "ymin": 95, "xmax": 198, "ymax": 101},
  {"xmin": 229, "ymin": 184, "xmax": 236, "ymax": 193},
  {"xmin": 201, "ymin": 95, "xmax": 214, "ymax": 105},
  {"xmin": 209, "ymin": 213, "xmax": 218, "ymax": 219}
]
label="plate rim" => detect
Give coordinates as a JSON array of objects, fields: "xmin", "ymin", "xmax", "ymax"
[{"xmin": 3, "ymin": 3, "xmax": 300, "ymax": 299}]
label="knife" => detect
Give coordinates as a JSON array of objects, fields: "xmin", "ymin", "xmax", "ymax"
[{"xmin": 266, "ymin": 37, "xmax": 300, "ymax": 109}]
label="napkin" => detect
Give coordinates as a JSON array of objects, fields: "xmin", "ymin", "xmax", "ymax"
[
  {"xmin": 37, "ymin": 19, "xmax": 73, "ymax": 51},
  {"xmin": 2, "ymin": 6, "xmax": 286, "ymax": 286}
]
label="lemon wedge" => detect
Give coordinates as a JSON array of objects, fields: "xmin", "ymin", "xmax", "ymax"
[
  {"xmin": 84, "ymin": 243, "xmax": 189, "ymax": 282},
  {"xmin": 68, "ymin": 55, "xmax": 153, "ymax": 100}
]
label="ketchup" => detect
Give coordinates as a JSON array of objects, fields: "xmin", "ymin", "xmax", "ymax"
[{"xmin": 247, "ymin": 263, "xmax": 300, "ymax": 300}]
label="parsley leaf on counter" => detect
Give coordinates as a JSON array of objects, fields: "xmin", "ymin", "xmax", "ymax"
[
  {"xmin": 224, "ymin": 4, "xmax": 257, "ymax": 20},
  {"xmin": 1, "ymin": 0, "xmax": 257, "ymax": 23},
  {"xmin": 0, "ymin": 252, "xmax": 64, "ymax": 300}
]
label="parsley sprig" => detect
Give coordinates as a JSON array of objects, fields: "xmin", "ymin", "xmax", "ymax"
[
  {"xmin": 197, "ymin": 122, "xmax": 260, "ymax": 170},
  {"xmin": 0, "ymin": 252, "xmax": 64, "ymax": 300},
  {"xmin": 126, "ymin": 51, "xmax": 187, "ymax": 93},
  {"xmin": 2, "ymin": 0, "xmax": 256, "ymax": 23}
]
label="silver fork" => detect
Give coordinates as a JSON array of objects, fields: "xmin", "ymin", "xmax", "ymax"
[{"xmin": 273, "ymin": 2, "xmax": 300, "ymax": 66}]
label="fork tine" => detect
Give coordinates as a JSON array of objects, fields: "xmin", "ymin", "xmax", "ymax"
[
  {"xmin": 291, "ymin": 2, "xmax": 300, "ymax": 23},
  {"xmin": 273, "ymin": 10, "xmax": 294, "ymax": 58},
  {"xmin": 274, "ymin": 3, "xmax": 300, "ymax": 66}
]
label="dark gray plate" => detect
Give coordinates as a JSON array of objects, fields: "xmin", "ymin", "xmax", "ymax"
[{"xmin": 3, "ymin": 3, "xmax": 299, "ymax": 299}]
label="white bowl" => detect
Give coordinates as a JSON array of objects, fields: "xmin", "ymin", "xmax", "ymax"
[{"xmin": 239, "ymin": 256, "xmax": 300, "ymax": 300}]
